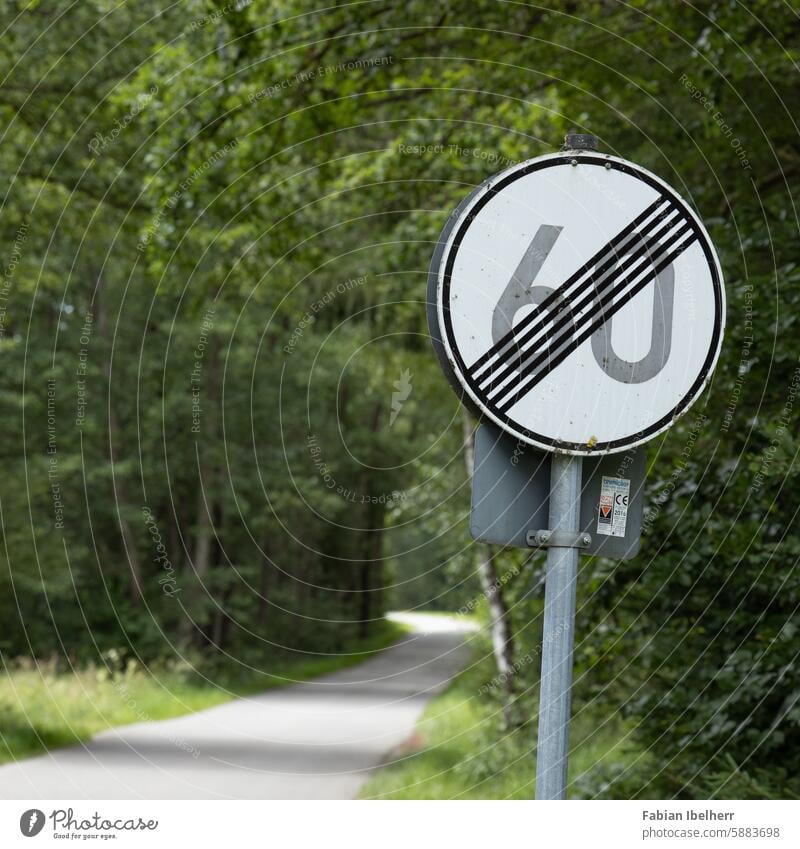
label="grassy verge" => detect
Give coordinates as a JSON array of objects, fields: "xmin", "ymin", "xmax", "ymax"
[
  {"xmin": 361, "ymin": 648, "xmax": 650, "ymax": 799},
  {"xmin": 0, "ymin": 618, "xmax": 408, "ymax": 766}
]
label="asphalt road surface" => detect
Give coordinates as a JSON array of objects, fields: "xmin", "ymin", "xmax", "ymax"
[{"xmin": 0, "ymin": 613, "xmax": 476, "ymax": 800}]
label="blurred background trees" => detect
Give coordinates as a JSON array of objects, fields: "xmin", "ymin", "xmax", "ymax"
[{"xmin": 0, "ymin": 0, "xmax": 797, "ymax": 797}]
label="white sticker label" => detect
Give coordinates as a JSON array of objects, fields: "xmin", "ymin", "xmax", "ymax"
[{"xmin": 597, "ymin": 476, "xmax": 630, "ymax": 538}]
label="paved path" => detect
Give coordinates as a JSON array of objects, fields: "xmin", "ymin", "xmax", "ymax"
[{"xmin": 0, "ymin": 613, "xmax": 476, "ymax": 799}]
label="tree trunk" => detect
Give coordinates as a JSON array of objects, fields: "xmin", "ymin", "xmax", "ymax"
[
  {"xmin": 257, "ymin": 534, "xmax": 273, "ymax": 630},
  {"xmin": 210, "ymin": 498, "xmax": 229, "ymax": 649},
  {"xmin": 357, "ymin": 402, "xmax": 387, "ymax": 639},
  {"xmin": 114, "ymin": 468, "xmax": 145, "ymax": 604},
  {"xmin": 461, "ymin": 409, "xmax": 517, "ymax": 723},
  {"xmin": 211, "ymin": 582, "xmax": 231, "ymax": 648},
  {"xmin": 95, "ymin": 274, "xmax": 144, "ymax": 605},
  {"xmin": 185, "ymin": 338, "xmax": 220, "ymax": 646},
  {"xmin": 358, "ymin": 497, "xmax": 385, "ymax": 639},
  {"xmin": 477, "ymin": 547, "xmax": 517, "ymax": 705}
]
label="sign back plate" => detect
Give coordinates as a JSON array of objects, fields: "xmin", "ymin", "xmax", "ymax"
[{"xmin": 470, "ymin": 422, "xmax": 646, "ymax": 559}]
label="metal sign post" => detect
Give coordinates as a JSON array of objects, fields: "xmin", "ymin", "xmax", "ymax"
[
  {"xmin": 427, "ymin": 131, "xmax": 725, "ymax": 799},
  {"xmin": 536, "ymin": 451, "xmax": 582, "ymax": 798}
]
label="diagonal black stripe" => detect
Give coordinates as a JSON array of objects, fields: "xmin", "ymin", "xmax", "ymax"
[
  {"xmin": 467, "ymin": 195, "xmax": 671, "ymax": 377},
  {"xmin": 494, "ymin": 226, "xmax": 693, "ymax": 409},
  {"xmin": 480, "ymin": 212, "xmax": 688, "ymax": 395},
  {"xmin": 480, "ymin": 212, "xmax": 684, "ymax": 394},
  {"xmin": 496, "ymin": 232, "xmax": 698, "ymax": 413},
  {"xmin": 470, "ymin": 195, "xmax": 670, "ymax": 379}
]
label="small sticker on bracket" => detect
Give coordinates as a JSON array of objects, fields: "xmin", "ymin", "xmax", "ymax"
[{"xmin": 597, "ymin": 476, "xmax": 630, "ymax": 538}]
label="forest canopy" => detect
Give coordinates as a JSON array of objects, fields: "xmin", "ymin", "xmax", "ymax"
[{"xmin": 0, "ymin": 0, "xmax": 798, "ymax": 798}]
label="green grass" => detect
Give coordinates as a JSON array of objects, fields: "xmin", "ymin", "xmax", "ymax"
[
  {"xmin": 0, "ymin": 618, "xmax": 409, "ymax": 765},
  {"xmin": 361, "ymin": 649, "xmax": 650, "ymax": 799}
]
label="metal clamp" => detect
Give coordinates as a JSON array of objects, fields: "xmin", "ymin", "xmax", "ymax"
[
  {"xmin": 526, "ymin": 530, "xmax": 592, "ymax": 549},
  {"xmin": 563, "ymin": 132, "xmax": 598, "ymax": 151}
]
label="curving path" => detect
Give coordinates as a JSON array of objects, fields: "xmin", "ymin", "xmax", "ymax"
[{"xmin": 0, "ymin": 613, "xmax": 476, "ymax": 799}]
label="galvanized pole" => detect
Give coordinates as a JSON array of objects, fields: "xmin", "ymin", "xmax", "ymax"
[
  {"xmin": 535, "ymin": 451, "xmax": 583, "ymax": 799},
  {"xmin": 535, "ymin": 131, "xmax": 596, "ymax": 800}
]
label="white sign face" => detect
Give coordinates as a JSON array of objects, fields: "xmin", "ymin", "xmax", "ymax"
[{"xmin": 432, "ymin": 152, "xmax": 725, "ymax": 454}]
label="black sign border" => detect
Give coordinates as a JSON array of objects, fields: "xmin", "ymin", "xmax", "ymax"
[{"xmin": 433, "ymin": 154, "xmax": 725, "ymax": 454}]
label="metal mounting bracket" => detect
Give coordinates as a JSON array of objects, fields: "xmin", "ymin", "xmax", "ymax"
[{"xmin": 526, "ymin": 529, "xmax": 592, "ymax": 550}]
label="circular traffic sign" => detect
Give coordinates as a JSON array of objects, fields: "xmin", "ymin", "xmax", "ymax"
[{"xmin": 428, "ymin": 152, "xmax": 725, "ymax": 454}]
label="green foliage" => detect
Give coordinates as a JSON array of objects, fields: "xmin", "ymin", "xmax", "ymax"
[
  {"xmin": 0, "ymin": 0, "xmax": 797, "ymax": 797},
  {"xmin": 361, "ymin": 641, "xmax": 647, "ymax": 799}
]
